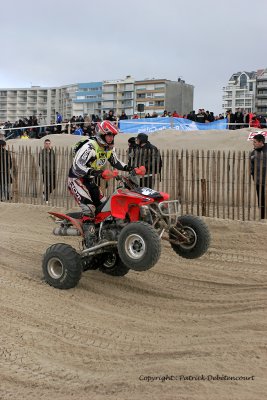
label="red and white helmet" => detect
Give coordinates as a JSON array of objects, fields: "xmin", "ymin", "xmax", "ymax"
[{"xmin": 95, "ymin": 121, "xmax": 119, "ymax": 149}]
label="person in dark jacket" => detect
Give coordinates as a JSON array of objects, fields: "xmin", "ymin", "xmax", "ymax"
[
  {"xmin": 234, "ymin": 108, "xmax": 244, "ymax": 129},
  {"xmin": 135, "ymin": 133, "xmax": 162, "ymax": 189},
  {"xmin": 39, "ymin": 139, "xmax": 56, "ymax": 202},
  {"xmin": 119, "ymin": 111, "xmax": 128, "ymax": 120},
  {"xmin": 250, "ymin": 134, "xmax": 267, "ymax": 219},
  {"xmin": 127, "ymin": 137, "xmax": 138, "ymax": 169},
  {"xmin": 0, "ymin": 140, "xmax": 12, "ymax": 201},
  {"xmin": 105, "ymin": 110, "xmax": 116, "ymax": 122}
]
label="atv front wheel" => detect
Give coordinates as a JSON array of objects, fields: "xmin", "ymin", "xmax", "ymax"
[
  {"xmin": 118, "ymin": 222, "xmax": 161, "ymax": 271},
  {"xmin": 42, "ymin": 243, "xmax": 82, "ymax": 289},
  {"xmin": 169, "ymin": 215, "xmax": 210, "ymax": 259}
]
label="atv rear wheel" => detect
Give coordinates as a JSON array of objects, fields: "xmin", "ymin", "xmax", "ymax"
[
  {"xmin": 42, "ymin": 243, "xmax": 82, "ymax": 289},
  {"xmin": 99, "ymin": 252, "xmax": 130, "ymax": 276},
  {"xmin": 169, "ymin": 215, "xmax": 210, "ymax": 259},
  {"xmin": 118, "ymin": 222, "xmax": 161, "ymax": 271}
]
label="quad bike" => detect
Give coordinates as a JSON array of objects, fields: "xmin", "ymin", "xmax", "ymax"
[{"xmin": 42, "ymin": 170, "xmax": 210, "ymax": 289}]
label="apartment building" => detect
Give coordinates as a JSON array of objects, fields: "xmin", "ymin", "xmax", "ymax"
[
  {"xmin": 222, "ymin": 71, "xmax": 257, "ymax": 115},
  {"xmin": 255, "ymin": 69, "xmax": 267, "ymax": 115},
  {"xmin": 0, "ymin": 86, "xmax": 63, "ymax": 124},
  {"xmin": 0, "ymin": 76, "xmax": 194, "ymax": 123},
  {"xmin": 71, "ymin": 82, "xmax": 102, "ymax": 118},
  {"xmin": 102, "ymin": 76, "xmax": 135, "ymax": 118},
  {"xmin": 135, "ymin": 78, "xmax": 194, "ymax": 117}
]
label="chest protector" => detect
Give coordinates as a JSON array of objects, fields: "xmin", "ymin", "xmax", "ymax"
[{"xmin": 87, "ymin": 139, "xmax": 112, "ymax": 170}]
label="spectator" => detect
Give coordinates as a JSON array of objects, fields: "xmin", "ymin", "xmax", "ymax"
[
  {"xmin": 73, "ymin": 125, "xmax": 84, "ymax": 136},
  {"xmin": 39, "ymin": 138, "xmax": 56, "ymax": 203},
  {"xmin": 132, "ymin": 113, "xmax": 139, "ymax": 119},
  {"xmin": 206, "ymin": 111, "xmax": 215, "ymax": 122},
  {"xmin": 226, "ymin": 110, "xmax": 235, "ymax": 130},
  {"xmin": 119, "ymin": 111, "xmax": 128, "ymax": 120},
  {"xmin": 135, "ymin": 133, "xmax": 162, "ymax": 189},
  {"xmin": 0, "ymin": 140, "xmax": 12, "ymax": 201},
  {"xmin": 187, "ymin": 111, "xmax": 196, "ymax": 121},
  {"xmin": 234, "ymin": 108, "xmax": 244, "ymax": 129},
  {"xmin": 127, "ymin": 137, "xmax": 138, "ymax": 169},
  {"xmin": 105, "ymin": 110, "xmax": 116, "ymax": 122},
  {"xmin": 83, "ymin": 115, "xmax": 91, "ymax": 129},
  {"xmin": 196, "ymin": 109, "xmax": 206, "ymax": 123},
  {"xmin": 259, "ymin": 115, "xmax": 267, "ymax": 129},
  {"xmin": 250, "ymin": 134, "xmax": 267, "ymax": 219},
  {"xmin": 21, "ymin": 130, "xmax": 29, "ymax": 139},
  {"xmin": 250, "ymin": 115, "xmax": 261, "ymax": 129},
  {"xmin": 56, "ymin": 111, "xmax": 62, "ymax": 132}
]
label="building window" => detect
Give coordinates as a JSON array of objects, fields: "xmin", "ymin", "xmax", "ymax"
[
  {"xmin": 240, "ymin": 74, "xmax": 247, "ymax": 89},
  {"xmin": 249, "ymin": 82, "xmax": 253, "ymax": 91}
]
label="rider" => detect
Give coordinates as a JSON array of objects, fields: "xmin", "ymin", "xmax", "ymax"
[{"xmin": 68, "ymin": 121, "xmax": 144, "ymax": 245}]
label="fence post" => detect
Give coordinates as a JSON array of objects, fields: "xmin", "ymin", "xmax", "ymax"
[{"xmin": 201, "ymin": 179, "xmax": 206, "ymax": 216}]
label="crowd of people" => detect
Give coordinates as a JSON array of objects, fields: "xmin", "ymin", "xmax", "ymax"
[
  {"xmin": 1, "ymin": 107, "xmax": 267, "ymax": 140},
  {"xmin": 226, "ymin": 108, "xmax": 267, "ymax": 129}
]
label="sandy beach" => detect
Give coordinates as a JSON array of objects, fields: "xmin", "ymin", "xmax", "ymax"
[{"xmin": 1, "ymin": 128, "xmax": 267, "ymax": 399}]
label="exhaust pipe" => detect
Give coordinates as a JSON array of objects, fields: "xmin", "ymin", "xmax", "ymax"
[
  {"xmin": 81, "ymin": 241, "xmax": 117, "ymax": 256},
  {"xmin": 53, "ymin": 227, "xmax": 81, "ymax": 236}
]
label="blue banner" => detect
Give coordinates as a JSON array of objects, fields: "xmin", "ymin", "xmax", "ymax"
[{"xmin": 119, "ymin": 117, "xmax": 227, "ymax": 133}]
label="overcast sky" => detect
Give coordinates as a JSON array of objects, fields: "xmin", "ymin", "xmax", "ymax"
[{"xmin": 1, "ymin": 0, "xmax": 267, "ymax": 114}]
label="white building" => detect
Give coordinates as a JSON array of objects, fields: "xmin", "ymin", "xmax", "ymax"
[
  {"xmin": 222, "ymin": 71, "xmax": 257, "ymax": 114},
  {"xmin": 255, "ymin": 69, "xmax": 267, "ymax": 115},
  {"xmin": 0, "ymin": 86, "xmax": 63, "ymax": 124},
  {"xmin": 102, "ymin": 76, "xmax": 135, "ymax": 118}
]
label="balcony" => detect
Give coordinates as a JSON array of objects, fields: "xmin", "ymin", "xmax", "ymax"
[
  {"xmin": 223, "ymin": 86, "xmax": 233, "ymax": 91},
  {"xmin": 102, "ymin": 87, "xmax": 116, "ymax": 93},
  {"xmin": 257, "ymin": 81, "xmax": 267, "ymax": 88},
  {"xmin": 235, "ymin": 93, "xmax": 253, "ymax": 99},
  {"xmin": 255, "ymin": 100, "xmax": 267, "ymax": 106}
]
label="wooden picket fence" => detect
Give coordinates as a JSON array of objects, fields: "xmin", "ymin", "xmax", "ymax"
[{"xmin": 1, "ymin": 146, "xmax": 266, "ymax": 221}]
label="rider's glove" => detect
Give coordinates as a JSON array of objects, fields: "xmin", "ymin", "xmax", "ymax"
[
  {"xmin": 134, "ymin": 166, "xmax": 146, "ymax": 176},
  {"xmin": 101, "ymin": 169, "xmax": 118, "ymax": 180}
]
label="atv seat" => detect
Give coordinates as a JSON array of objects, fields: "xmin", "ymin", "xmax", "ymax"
[
  {"xmin": 66, "ymin": 212, "xmax": 83, "ymax": 219},
  {"xmin": 66, "ymin": 198, "xmax": 109, "ymax": 219}
]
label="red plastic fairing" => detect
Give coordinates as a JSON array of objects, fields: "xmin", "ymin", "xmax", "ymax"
[
  {"xmin": 95, "ymin": 211, "xmax": 111, "ymax": 224},
  {"xmin": 110, "ymin": 189, "xmax": 153, "ymax": 219},
  {"xmin": 48, "ymin": 212, "xmax": 84, "ymax": 236},
  {"xmin": 128, "ymin": 204, "xmax": 141, "ymax": 221}
]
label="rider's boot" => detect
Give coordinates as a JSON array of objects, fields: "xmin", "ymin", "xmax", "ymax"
[{"xmin": 81, "ymin": 204, "xmax": 96, "ymax": 248}]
